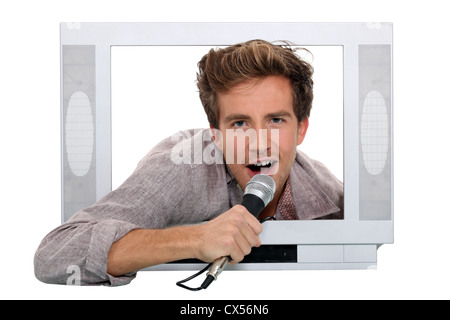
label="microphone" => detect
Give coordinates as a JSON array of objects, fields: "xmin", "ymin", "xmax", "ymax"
[
  {"xmin": 241, "ymin": 174, "xmax": 277, "ymax": 217},
  {"xmin": 201, "ymin": 174, "xmax": 276, "ymax": 289}
]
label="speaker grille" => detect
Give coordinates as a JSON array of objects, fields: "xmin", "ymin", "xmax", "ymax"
[
  {"xmin": 65, "ymin": 90, "xmax": 94, "ymax": 177},
  {"xmin": 360, "ymin": 90, "xmax": 389, "ymax": 175}
]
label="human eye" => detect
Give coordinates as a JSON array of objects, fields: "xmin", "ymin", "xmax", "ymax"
[
  {"xmin": 270, "ymin": 118, "xmax": 284, "ymax": 124},
  {"xmin": 232, "ymin": 120, "xmax": 247, "ymax": 128}
]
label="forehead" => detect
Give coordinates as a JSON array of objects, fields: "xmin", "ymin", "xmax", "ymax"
[{"xmin": 217, "ymin": 75, "xmax": 294, "ymax": 118}]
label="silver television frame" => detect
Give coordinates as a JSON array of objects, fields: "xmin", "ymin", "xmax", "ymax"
[{"xmin": 60, "ymin": 22, "xmax": 393, "ymax": 271}]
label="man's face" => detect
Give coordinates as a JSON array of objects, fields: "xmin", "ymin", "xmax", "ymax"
[{"xmin": 213, "ymin": 75, "xmax": 308, "ymax": 200}]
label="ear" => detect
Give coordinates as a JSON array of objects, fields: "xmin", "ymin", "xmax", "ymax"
[{"xmin": 296, "ymin": 117, "xmax": 309, "ymax": 146}]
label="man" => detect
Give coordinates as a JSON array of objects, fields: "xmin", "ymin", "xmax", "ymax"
[{"xmin": 34, "ymin": 40, "xmax": 343, "ymax": 286}]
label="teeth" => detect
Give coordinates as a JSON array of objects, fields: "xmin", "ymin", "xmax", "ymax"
[{"xmin": 252, "ymin": 160, "xmax": 273, "ymax": 167}]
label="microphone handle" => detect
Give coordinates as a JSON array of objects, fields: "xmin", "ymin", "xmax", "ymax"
[
  {"xmin": 206, "ymin": 256, "xmax": 229, "ymax": 279},
  {"xmin": 241, "ymin": 193, "xmax": 266, "ymax": 218}
]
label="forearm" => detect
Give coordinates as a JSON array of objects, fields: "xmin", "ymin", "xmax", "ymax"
[
  {"xmin": 107, "ymin": 205, "xmax": 263, "ymax": 276},
  {"xmin": 107, "ymin": 225, "xmax": 201, "ymax": 276}
]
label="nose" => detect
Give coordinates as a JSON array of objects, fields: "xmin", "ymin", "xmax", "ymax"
[{"xmin": 248, "ymin": 125, "xmax": 271, "ymax": 159}]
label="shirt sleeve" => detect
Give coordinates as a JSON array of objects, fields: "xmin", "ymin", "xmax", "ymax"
[
  {"xmin": 34, "ymin": 218, "xmax": 141, "ymax": 286},
  {"xmin": 34, "ymin": 146, "xmax": 183, "ymax": 286},
  {"xmin": 34, "ymin": 129, "xmax": 229, "ymax": 286}
]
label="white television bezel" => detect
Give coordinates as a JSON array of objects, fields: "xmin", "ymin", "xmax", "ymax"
[{"xmin": 60, "ymin": 22, "xmax": 393, "ymax": 270}]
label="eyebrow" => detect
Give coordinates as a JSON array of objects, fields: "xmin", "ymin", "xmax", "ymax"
[
  {"xmin": 223, "ymin": 111, "xmax": 293, "ymax": 124},
  {"xmin": 266, "ymin": 111, "xmax": 293, "ymax": 119},
  {"xmin": 223, "ymin": 114, "xmax": 251, "ymax": 124}
]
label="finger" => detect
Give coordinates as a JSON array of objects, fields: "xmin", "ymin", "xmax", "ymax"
[
  {"xmin": 231, "ymin": 205, "xmax": 262, "ymax": 248},
  {"xmin": 237, "ymin": 219, "xmax": 261, "ymax": 248},
  {"xmin": 234, "ymin": 227, "xmax": 254, "ymax": 256},
  {"xmin": 228, "ymin": 237, "xmax": 245, "ymax": 265},
  {"xmin": 238, "ymin": 205, "xmax": 264, "ymax": 235},
  {"xmin": 228, "ymin": 225, "xmax": 260, "ymax": 266},
  {"xmin": 228, "ymin": 206, "xmax": 261, "ymax": 248}
]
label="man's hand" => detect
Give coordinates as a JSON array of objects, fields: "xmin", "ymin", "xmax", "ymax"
[
  {"xmin": 107, "ymin": 205, "xmax": 263, "ymax": 276},
  {"xmin": 193, "ymin": 205, "xmax": 263, "ymax": 265}
]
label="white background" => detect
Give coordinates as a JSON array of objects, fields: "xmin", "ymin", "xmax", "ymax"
[{"xmin": 1, "ymin": 0, "xmax": 449, "ymax": 300}]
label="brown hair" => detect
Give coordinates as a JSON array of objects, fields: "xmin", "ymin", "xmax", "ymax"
[{"xmin": 196, "ymin": 39, "xmax": 314, "ymax": 128}]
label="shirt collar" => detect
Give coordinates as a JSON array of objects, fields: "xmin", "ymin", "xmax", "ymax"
[{"xmin": 287, "ymin": 153, "xmax": 341, "ymax": 220}]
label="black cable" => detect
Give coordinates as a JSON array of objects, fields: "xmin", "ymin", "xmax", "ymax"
[
  {"xmin": 175, "ymin": 216, "xmax": 276, "ymax": 291},
  {"xmin": 175, "ymin": 262, "xmax": 212, "ymax": 291}
]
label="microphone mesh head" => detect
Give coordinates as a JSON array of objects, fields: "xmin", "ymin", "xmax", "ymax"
[{"xmin": 244, "ymin": 174, "xmax": 276, "ymax": 206}]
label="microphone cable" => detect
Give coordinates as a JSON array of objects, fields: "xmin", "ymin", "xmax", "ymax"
[
  {"xmin": 175, "ymin": 216, "xmax": 276, "ymax": 291},
  {"xmin": 175, "ymin": 262, "xmax": 213, "ymax": 291}
]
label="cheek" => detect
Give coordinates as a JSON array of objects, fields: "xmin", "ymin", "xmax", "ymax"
[{"xmin": 276, "ymin": 130, "xmax": 298, "ymax": 160}]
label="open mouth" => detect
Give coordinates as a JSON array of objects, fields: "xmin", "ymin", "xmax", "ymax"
[{"xmin": 246, "ymin": 160, "xmax": 277, "ymax": 175}]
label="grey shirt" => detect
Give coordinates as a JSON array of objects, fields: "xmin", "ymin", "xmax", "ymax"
[{"xmin": 34, "ymin": 129, "xmax": 343, "ymax": 286}]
